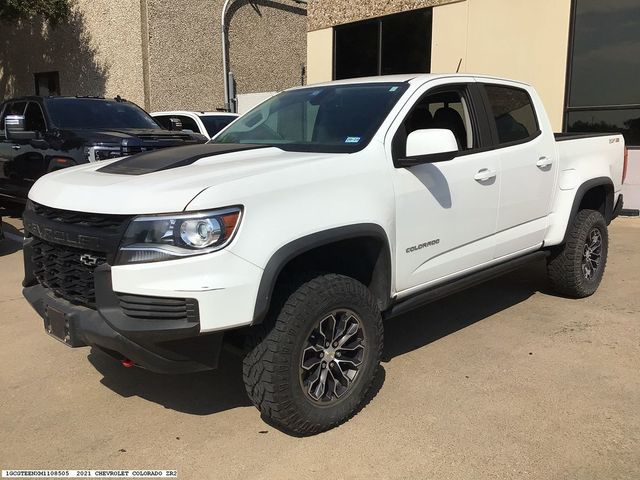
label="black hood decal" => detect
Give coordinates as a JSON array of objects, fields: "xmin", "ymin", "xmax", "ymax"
[{"xmin": 97, "ymin": 143, "xmax": 269, "ymax": 175}]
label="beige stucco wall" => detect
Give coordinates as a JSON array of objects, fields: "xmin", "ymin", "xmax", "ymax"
[
  {"xmin": 307, "ymin": 28, "xmax": 333, "ymax": 85},
  {"xmin": 306, "ymin": 0, "xmax": 572, "ymax": 130},
  {"xmin": 144, "ymin": 0, "xmax": 306, "ymax": 112},
  {"xmin": 432, "ymin": 0, "xmax": 572, "ymax": 130},
  {"xmin": 1, "ymin": 0, "xmax": 306, "ymax": 112},
  {"xmin": 308, "ymin": 0, "xmax": 463, "ymax": 31},
  {"xmin": 0, "ymin": 0, "xmax": 145, "ymax": 105}
]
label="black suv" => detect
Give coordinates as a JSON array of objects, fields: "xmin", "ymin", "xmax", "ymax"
[{"xmin": 0, "ymin": 96, "xmax": 207, "ymax": 205}]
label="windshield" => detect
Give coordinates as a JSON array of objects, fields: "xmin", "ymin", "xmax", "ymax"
[
  {"xmin": 212, "ymin": 83, "xmax": 409, "ymax": 153},
  {"xmin": 46, "ymin": 98, "xmax": 161, "ymax": 130},
  {"xmin": 200, "ymin": 115, "xmax": 237, "ymax": 137}
]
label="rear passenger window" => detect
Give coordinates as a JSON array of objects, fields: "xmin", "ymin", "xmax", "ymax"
[{"xmin": 485, "ymin": 85, "xmax": 539, "ymax": 144}]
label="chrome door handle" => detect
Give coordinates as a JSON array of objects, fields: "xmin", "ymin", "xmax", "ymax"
[
  {"xmin": 474, "ymin": 168, "xmax": 497, "ymax": 182},
  {"xmin": 11, "ymin": 145, "xmax": 21, "ymax": 150},
  {"xmin": 536, "ymin": 156, "xmax": 553, "ymax": 169}
]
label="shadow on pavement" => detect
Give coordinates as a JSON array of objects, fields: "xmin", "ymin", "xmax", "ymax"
[
  {"xmin": 88, "ymin": 259, "xmax": 549, "ymax": 418},
  {"xmin": 383, "ymin": 259, "xmax": 549, "ymax": 361},
  {"xmin": 88, "ymin": 349, "xmax": 252, "ymax": 415}
]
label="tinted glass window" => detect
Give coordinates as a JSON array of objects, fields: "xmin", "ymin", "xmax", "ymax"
[
  {"xmin": 335, "ymin": 22, "xmax": 379, "ymax": 80},
  {"xmin": 334, "ymin": 8, "xmax": 432, "ymax": 80},
  {"xmin": 394, "ymin": 88, "xmax": 475, "ymax": 158},
  {"xmin": 381, "ymin": 10, "xmax": 431, "ymax": 75},
  {"xmin": 46, "ymin": 99, "xmax": 160, "ymax": 129},
  {"xmin": 565, "ymin": 0, "xmax": 640, "ymax": 146},
  {"xmin": 567, "ymin": 109, "xmax": 640, "ymax": 147},
  {"xmin": 153, "ymin": 116, "xmax": 172, "ymax": 129},
  {"xmin": 214, "ymin": 83, "xmax": 408, "ymax": 153},
  {"xmin": 25, "ymin": 102, "xmax": 46, "ymax": 132},
  {"xmin": 568, "ymin": 0, "xmax": 640, "ymax": 107},
  {"xmin": 200, "ymin": 115, "xmax": 237, "ymax": 137},
  {"xmin": 175, "ymin": 115, "xmax": 200, "ymax": 134},
  {"xmin": 485, "ymin": 85, "xmax": 538, "ymax": 144}
]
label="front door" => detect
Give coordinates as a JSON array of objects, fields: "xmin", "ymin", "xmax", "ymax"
[{"xmin": 389, "ymin": 81, "xmax": 501, "ymax": 293}]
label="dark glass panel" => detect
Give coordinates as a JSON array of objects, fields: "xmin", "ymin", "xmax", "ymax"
[
  {"xmin": 334, "ymin": 21, "xmax": 379, "ymax": 80},
  {"xmin": 381, "ymin": 9, "xmax": 431, "ymax": 75},
  {"xmin": 567, "ymin": 109, "xmax": 640, "ymax": 146},
  {"xmin": 569, "ymin": 0, "xmax": 640, "ymax": 107}
]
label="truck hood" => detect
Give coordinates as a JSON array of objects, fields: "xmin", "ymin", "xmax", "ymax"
[{"xmin": 28, "ymin": 144, "xmax": 331, "ymax": 214}]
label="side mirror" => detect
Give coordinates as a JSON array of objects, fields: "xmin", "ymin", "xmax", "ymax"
[
  {"xmin": 396, "ymin": 129, "xmax": 459, "ymax": 168},
  {"xmin": 5, "ymin": 115, "xmax": 37, "ymax": 140},
  {"xmin": 168, "ymin": 117, "xmax": 183, "ymax": 131}
]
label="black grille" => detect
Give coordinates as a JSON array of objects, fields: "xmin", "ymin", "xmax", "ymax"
[
  {"xmin": 32, "ymin": 238, "xmax": 106, "ymax": 307},
  {"xmin": 117, "ymin": 294, "xmax": 199, "ymax": 322},
  {"xmin": 30, "ymin": 202, "xmax": 129, "ymax": 232}
]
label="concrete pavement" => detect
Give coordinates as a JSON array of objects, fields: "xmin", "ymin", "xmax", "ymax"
[{"xmin": 0, "ymin": 214, "xmax": 638, "ymax": 479}]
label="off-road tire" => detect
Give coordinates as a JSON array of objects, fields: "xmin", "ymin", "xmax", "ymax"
[
  {"xmin": 242, "ymin": 273, "xmax": 383, "ymax": 436},
  {"xmin": 547, "ymin": 209, "xmax": 608, "ymax": 298}
]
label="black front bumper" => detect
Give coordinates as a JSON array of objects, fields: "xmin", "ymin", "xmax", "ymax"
[{"xmin": 23, "ymin": 248, "xmax": 223, "ymax": 374}]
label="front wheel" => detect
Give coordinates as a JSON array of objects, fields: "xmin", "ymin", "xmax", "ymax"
[
  {"xmin": 547, "ymin": 209, "xmax": 609, "ymax": 298},
  {"xmin": 243, "ymin": 273, "xmax": 383, "ymax": 436}
]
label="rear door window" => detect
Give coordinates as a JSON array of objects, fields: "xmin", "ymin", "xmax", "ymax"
[{"xmin": 484, "ymin": 85, "xmax": 539, "ymax": 144}]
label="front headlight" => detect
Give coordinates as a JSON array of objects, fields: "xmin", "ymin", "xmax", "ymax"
[
  {"xmin": 116, "ymin": 207, "xmax": 242, "ymax": 265},
  {"xmin": 86, "ymin": 145, "xmax": 122, "ymax": 162}
]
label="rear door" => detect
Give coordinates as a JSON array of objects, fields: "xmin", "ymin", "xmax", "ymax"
[
  {"xmin": 389, "ymin": 79, "xmax": 502, "ymax": 292},
  {"xmin": 479, "ymin": 81, "xmax": 558, "ymax": 258}
]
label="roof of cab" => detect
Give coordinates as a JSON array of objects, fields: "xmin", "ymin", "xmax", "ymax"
[{"xmin": 291, "ymin": 73, "xmax": 531, "ymax": 90}]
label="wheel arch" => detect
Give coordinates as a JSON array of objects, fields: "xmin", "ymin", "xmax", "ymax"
[
  {"xmin": 252, "ymin": 224, "xmax": 393, "ymax": 324},
  {"xmin": 562, "ymin": 177, "xmax": 614, "ymax": 244}
]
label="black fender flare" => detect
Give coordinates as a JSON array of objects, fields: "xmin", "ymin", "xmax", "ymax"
[
  {"xmin": 252, "ymin": 223, "xmax": 392, "ymax": 324},
  {"xmin": 562, "ymin": 176, "xmax": 614, "ymax": 243}
]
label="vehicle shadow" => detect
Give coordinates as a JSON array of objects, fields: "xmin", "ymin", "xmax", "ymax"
[
  {"xmin": 383, "ymin": 259, "xmax": 548, "ymax": 361},
  {"xmin": 88, "ymin": 349, "xmax": 253, "ymax": 415},
  {"xmin": 89, "ymin": 260, "xmax": 549, "ymax": 418}
]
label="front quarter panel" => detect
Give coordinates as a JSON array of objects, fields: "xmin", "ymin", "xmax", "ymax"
[{"xmin": 185, "ymin": 145, "xmax": 397, "ymax": 297}]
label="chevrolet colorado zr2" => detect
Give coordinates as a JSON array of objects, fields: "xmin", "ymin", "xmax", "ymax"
[{"xmin": 22, "ymin": 74, "xmax": 626, "ymax": 435}]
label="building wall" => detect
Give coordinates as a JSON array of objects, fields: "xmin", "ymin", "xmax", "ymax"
[
  {"xmin": 0, "ymin": 0, "xmax": 146, "ymax": 105},
  {"xmin": 308, "ymin": 0, "xmax": 462, "ymax": 31},
  {"xmin": 431, "ymin": 0, "xmax": 572, "ymax": 131},
  {"xmin": 0, "ymin": 0, "xmax": 306, "ymax": 112},
  {"xmin": 144, "ymin": 0, "xmax": 307, "ymax": 113},
  {"xmin": 306, "ymin": 0, "xmax": 571, "ymax": 131},
  {"xmin": 307, "ymin": 28, "xmax": 333, "ymax": 84}
]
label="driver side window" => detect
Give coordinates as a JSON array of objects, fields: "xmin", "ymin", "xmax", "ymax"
[
  {"xmin": 393, "ymin": 87, "xmax": 476, "ymax": 158},
  {"xmin": 25, "ymin": 102, "xmax": 47, "ymax": 132}
]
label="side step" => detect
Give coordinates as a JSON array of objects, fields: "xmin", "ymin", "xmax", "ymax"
[{"xmin": 384, "ymin": 250, "xmax": 549, "ymax": 319}]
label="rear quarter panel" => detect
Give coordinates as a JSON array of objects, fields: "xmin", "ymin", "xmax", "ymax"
[{"xmin": 544, "ymin": 134, "xmax": 625, "ymax": 245}]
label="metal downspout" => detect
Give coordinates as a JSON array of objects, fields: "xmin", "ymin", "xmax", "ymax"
[{"xmin": 221, "ymin": 0, "xmax": 308, "ymax": 112}]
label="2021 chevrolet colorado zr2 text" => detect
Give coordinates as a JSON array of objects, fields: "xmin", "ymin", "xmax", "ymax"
[
  {"xmin": 22, "ymin": 75, "xmax": 626, "ymax": 435},
  {"xmin": 0, "ymin": 96, "xmax": 206, "ymax": 205}
]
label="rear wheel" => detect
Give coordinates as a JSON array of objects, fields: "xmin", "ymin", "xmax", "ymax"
[
  {"xmin": 242, "ymin": 273, "xmax": 383, "ymax": 436},
  {"xmin": 547, "ymin": 209, "xmax": 608, "ymax": 298}
]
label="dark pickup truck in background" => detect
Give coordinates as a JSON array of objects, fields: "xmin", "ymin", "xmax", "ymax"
[{"xmin": 0, "ymin": 96, "xmax": 207, "ymax": 206}]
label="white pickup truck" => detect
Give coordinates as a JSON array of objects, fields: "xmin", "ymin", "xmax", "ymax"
[{"xmin": 22, "ymin": 74, "xmax": 626, "ymax": 435}]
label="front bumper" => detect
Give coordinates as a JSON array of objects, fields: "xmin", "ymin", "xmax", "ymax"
[{"xmin": 23, "ymin": 261, "xmax": 223, "ymax": 374}]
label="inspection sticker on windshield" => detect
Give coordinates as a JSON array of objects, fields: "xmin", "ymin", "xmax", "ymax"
[
  {"xmin": 389, "ymin": 86, "xmax": 399, "ymax": 92},
  {"xmin": 345, "ymin": 137, "xmax": 361, "ymax": 144}
]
